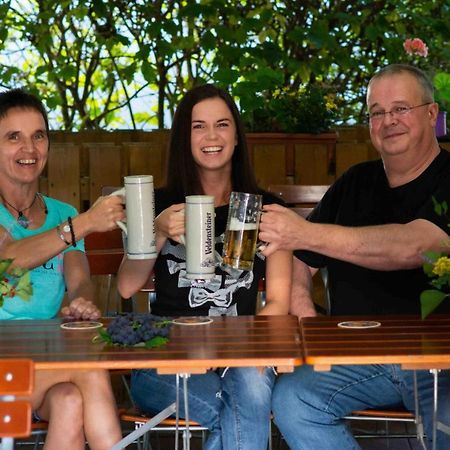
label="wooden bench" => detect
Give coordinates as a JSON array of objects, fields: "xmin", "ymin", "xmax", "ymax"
[{"xmin": 0, "ymin": 359, "xmax": 34, "ymax": 449}]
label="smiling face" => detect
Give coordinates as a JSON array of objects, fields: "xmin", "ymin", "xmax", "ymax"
[
  {"xmin": 0, "ymin": 107, "xmax": 49, "ymax": 188},
  {"xmin": 367, "ymin": 72, "xmax": 438, "ymax": 161},
  {"xmin": 190, "ymin": 97, "xmax": 238, "ymax": 176}
]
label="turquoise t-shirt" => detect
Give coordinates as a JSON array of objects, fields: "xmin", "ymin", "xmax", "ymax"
[{"xmin": 0, "ymin": 195, "xmax": 85, "ymax": 320}]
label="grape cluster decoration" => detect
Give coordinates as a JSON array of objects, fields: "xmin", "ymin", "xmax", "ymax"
[{"xmin": 98, "ymin": 313, "xmax": 172, "ymax": 348}]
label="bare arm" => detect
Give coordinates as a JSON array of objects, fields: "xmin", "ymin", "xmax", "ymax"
[
  {"xmin": 259, "ymin": 204, "xmax": 449, "ymax": 271},
  {"xmin": 289, "ymin": 257, "xmax": 318, "ymax": 320},
  {"xmin": 0, "ymin": 195, "xmax": 124, "ymax": 270},
  {"xmin": 258, "ymin": 249, "xmax": 292, "ymax": 316},
  {"xmin": 117, "ymin": 203, "xmax": 185, "ymax": 298},
  {"xmin": 60, "ymin": 251, "xmax": 101, "ymax": 320}
]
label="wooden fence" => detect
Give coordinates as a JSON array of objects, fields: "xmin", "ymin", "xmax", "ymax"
[{"xmin": 41, "ymin": 127, "xmax": 449, "ymax": 212}]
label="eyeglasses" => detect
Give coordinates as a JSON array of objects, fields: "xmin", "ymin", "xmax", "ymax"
[{"xmin": 367, "ymin": 102, "xmax": 432, "ymax": 122}]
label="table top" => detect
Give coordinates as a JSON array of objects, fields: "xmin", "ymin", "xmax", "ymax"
[
  {"xmin": 0, "ymin": 315, "xmax": 303, "ymax": 374},
  {"xmin": 301, "ymin": 315, "xmax": 450, "ymax": 371}
]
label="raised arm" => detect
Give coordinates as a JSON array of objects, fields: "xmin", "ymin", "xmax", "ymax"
[
  {"xmin": 117, "ymin": 203, "xmax": 185, "ymax": 298},
  {"xmin": 259, "ymin": 204, "xmax": 449, "ymax": 271},
  {"xmin": 0, "ymin": 195, "xmax": 124, "ymax": 269}
]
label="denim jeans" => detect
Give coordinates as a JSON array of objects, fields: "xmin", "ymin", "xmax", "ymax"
[
  {"xmin": 272, "ymin": 364, "xmax": 450, "ymax": 450},
  {"xmin": 131, "ymin": 366, "xmax": 275, "ymax": 450}
]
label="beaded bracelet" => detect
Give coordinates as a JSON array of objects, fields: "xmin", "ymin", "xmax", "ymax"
[
  {"xmin": 67, "ymin": 216, "xmax": 76, "ymax": 248},
  {"xmin": 56, "ymin": 224, "xmax": 71, "ymax": 246}
]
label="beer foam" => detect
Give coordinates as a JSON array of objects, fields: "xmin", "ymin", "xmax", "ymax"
[{"xmin": 228, "ymin": 217, "xmax": 257, "ymax": 231}]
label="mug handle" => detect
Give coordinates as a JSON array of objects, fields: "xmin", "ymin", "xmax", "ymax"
[
  {"xmin": 109, "ymin": 188, "xmax": 127, "ymax": 235},
  {"xmin": 178, "ymin": 207, "xmax": 186, "ymax": 245}
]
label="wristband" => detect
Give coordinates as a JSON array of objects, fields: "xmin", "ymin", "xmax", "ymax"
[
  {"xmin": 67, "ymin": 216, "xmax": 76, "ymax": 247},
  {"xmin": 56, "ymin": 225, "xmax": 71, "ymax": 246}
]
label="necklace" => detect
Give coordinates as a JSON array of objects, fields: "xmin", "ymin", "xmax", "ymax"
[{"xmin": 1, "ymin": 193, "xmax": 38, "ymax": 229}]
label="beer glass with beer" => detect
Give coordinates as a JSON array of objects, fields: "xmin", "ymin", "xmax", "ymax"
[{"xmin": 222, "ymin": 192, "xmax": 262, "ymax": 271}]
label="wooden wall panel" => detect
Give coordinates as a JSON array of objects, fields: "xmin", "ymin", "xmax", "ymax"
[
  {"xmin": 123, "ymin": 141, "xmax": 167, "ymax": 188},
  {"xmin": 252, "ymin": 144, "xmax": 287, "ymax": 189},
  {"xmin": 46, "ymin": 143, "xmax": 81, "ymax": 211},
  {"xmin": 295, "ymin": 143, "xmax": 333, "ymax": 185},
  {"xmin": 86, "ymin": 143, "xmax": 123, "ymax": 204},
  {"xmin": 335, "ymin": 142, "xmax": 380, "ymax": 178}
]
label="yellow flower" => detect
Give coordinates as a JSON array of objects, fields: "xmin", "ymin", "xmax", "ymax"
[{"xmin": 432, "ymin": 256, "xmax": 450, "ymax": 277}]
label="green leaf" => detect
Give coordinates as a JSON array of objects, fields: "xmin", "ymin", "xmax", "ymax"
[
  {"xmin": 434, "ymin": 73, "xmax": 450, "ymax": 104},
  {"xmin": 97, "ymin": 327, "xmax": 113, "ymax": 344},
  {"xmin": 141, "ymin": 61, "xmax": 155, "ymax": 84},
  {"xmin": 15, "ymin": 271, "xmax": 32, "ymax": 301},
  {"xmin": 214, "ymin": 68, "xmax": 239, "ymax": 84},
  {"xmin": 144, "ymin": 336, "xmax": 169, "ymax": 348},
  {"xmin": 420, "ymin": 290, "xmax": 448, "ymax": 319},
  {"xmin": 0, "ymin": 259, "xmax": 13, "ymax": 274}
]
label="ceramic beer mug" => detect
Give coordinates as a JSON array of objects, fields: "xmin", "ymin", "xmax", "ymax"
[
  {"xmin": 112, "ymin": 175, "xmax": 157, "ymax": 260},
  {"xmin": 222, "ymin": 192, "xmax": 262, "ymax": 271},
  {"xmin": 183, "ymin": 195, "xmax": 215, "ymax": 280}
]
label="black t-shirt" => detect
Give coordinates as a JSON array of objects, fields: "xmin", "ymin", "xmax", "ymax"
[
  {"xmin": 295, "ymin": 149, "xmax": 450, "ymax": 316},
  {"xmin": 151, "ymin": 189, "xmax": 283, "ymax": 317}
]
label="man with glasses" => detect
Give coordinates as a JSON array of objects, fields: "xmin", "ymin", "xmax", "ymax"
[{"xmin": 259, "ymin": 64, "xmax": 450, "ymax": 449}]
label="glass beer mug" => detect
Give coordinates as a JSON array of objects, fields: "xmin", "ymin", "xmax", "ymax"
[{"xmin": 222, "ymin": 192, "xmax": 262, "ymax": 271}]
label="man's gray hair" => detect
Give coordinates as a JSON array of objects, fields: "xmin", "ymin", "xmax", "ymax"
[{"xmin": 368, "ymin": 64, "xmax": 434, "ymax": 103}]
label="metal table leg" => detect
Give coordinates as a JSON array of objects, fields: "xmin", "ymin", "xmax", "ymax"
[
  {"xmin": 0, "ymin": 437, "xmax": 14, "ymax": 450},
  {"xmin": 431, "ymin": 368, "xmax": 439, "ymax": 450},
  {"xmin": 110, "ymin": 402, "xmax": 177, "ymax": 450},
  {"xmin": 413, "ymin": 370, "xmax": 427, "ymax": 449},
  {"xmin": 175, "ymin": 373, "xmax": 191, "ymax": 450}
]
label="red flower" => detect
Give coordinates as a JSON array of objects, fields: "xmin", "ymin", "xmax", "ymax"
[{"xmin": 403, "ymin": 38, "xmax": 428, "ymax": 58}]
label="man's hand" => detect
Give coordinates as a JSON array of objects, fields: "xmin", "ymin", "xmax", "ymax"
[{"xmin": 259, "ymin": 204, "xmax": 306, "ymax": 256}]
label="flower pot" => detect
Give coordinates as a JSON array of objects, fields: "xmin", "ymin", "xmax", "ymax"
[{"xmin": 435, "ymin": 111, "xmax": 447, "ymax": 137}]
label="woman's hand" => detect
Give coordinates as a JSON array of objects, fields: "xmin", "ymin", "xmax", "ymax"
[
  {"xmin": 61, "ymin": 298, "xmax": 101, "ymax": 320},
  {"xmin": 83, "ymin": 195, "xmax": 126, "ymax": 233},
  {"xmin": 155, "ymin": 203, "xmax": 185, "ymax": 244}
]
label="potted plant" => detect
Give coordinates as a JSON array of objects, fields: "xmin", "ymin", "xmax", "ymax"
[
  {"xmin": 242, "ymin": 84, "xmax": 338, "ymax": 134},
  {"xmin": 403, "ymin": 38, "xmax": 449, "ymax": 137},
  {"xmin": 433, "ymin": 72, "xmax": 450, "ymax": 137}
]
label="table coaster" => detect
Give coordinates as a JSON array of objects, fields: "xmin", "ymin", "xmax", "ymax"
[
  {"xmin": 337, "ymin": 320, "xmax": 381, "ymax": 329},
  {"xmin": 172, "ymin": 317, "xmax": 213, "ymax": 326},
  {"xmin": 60, "ymin": 321, "xmax": 103, "ymax": 330}
]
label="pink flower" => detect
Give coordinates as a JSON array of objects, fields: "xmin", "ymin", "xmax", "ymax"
[{"xmin": 403, "ymin": 38, "xmax": 428, "ymax": 58}]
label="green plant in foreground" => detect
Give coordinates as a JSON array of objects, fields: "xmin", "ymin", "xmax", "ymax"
[
  {"xmin": 0, "ymin": 259, "xmax": 32, "ymax": 307},
  {"xmin": 420, "ymin": 199, "xmax": 450, "ymax": 318}
]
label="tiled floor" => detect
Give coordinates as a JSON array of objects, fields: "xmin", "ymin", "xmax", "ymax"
[
  {"xmin": 115, "ymin": 420, "xmax": 425, "ymax": 449},
  {"xmin": 17, "ymin": 427, "xmax": 425, "ymax": 449}
]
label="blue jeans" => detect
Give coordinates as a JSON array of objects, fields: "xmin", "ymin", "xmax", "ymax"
[
  {"xmin": 272, "ymin": 364, "xmax": 450, "ymax": 450},
  {"xmin": 131, "ymin": 366, "xmax": 275, "ymax": 450}
]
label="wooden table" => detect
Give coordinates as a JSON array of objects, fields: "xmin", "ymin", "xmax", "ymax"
[
  {"xmin": 0, "ymin": 315, "xmax": 303, "ymax": 449},
  {"xmin": 301, "ymin": 314, "xmax": 450, "ymax": 450},
  {"xmin": 0, "ymin": 315, "xmax": 302, "ymax": 373},
  {"xmin": 300, "ymin": 315, "xmax": 450, "ymax": 371}
]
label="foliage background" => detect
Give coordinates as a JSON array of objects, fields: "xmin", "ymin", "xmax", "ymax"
[{"xmin": 0, "ymin": 0, "xmax": 449, "ymax": 131}]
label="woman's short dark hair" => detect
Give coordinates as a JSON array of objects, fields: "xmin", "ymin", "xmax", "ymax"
[
  {"xmin": 0, "ymin": 88, "xmax": 49, "ymax": 133},
  {"xmin": 165, "ymin": 84, "xmax": 258, "ymax": 200}
]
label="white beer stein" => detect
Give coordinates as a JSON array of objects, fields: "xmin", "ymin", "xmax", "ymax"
[
  {"xmin": 184, "ymin": 195, "xmax": 215, "ymax": 280},
  {"xmin": 112, "ymin": 175, "xmax": 157, "ymax": 260}
]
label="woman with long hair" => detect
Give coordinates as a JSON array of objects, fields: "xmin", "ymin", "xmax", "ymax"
[{"xmin": 118, "ymin": 84, "xmax": 292, "ymax": 449}]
